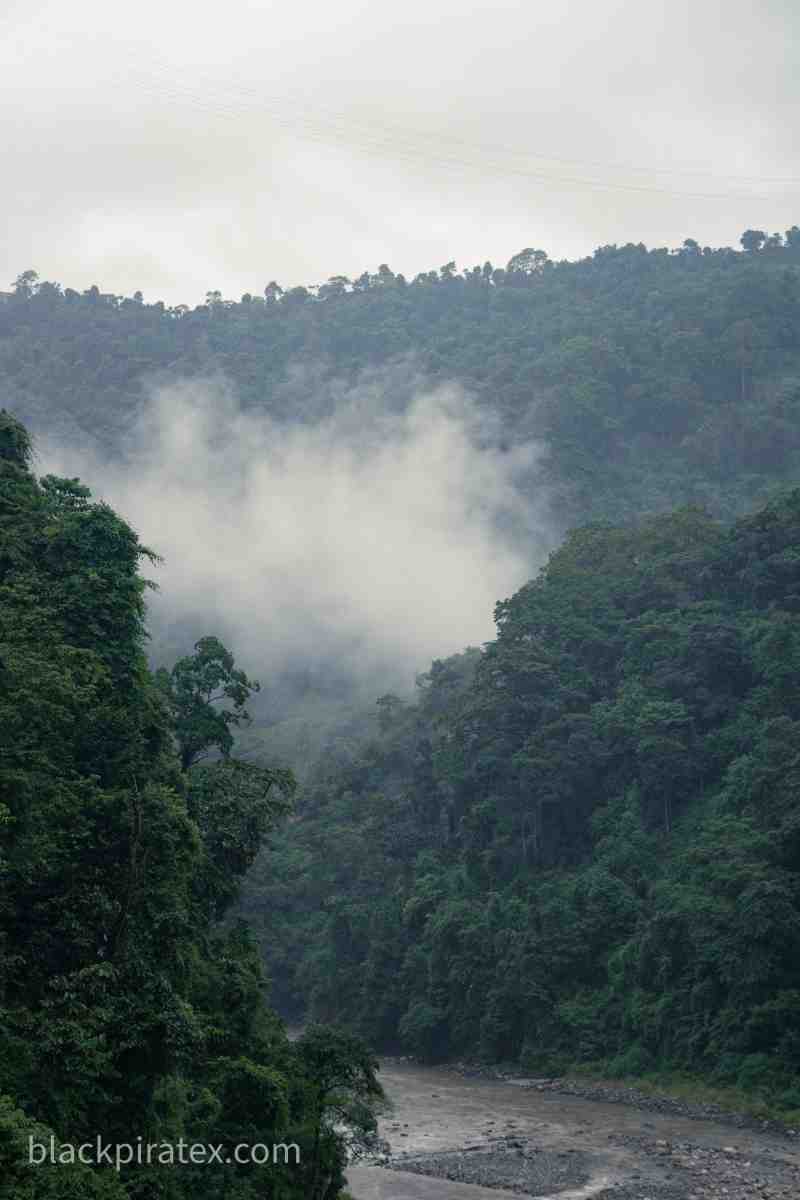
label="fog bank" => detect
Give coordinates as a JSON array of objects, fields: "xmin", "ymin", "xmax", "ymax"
[{"xmin": 39, "ymin": 369, "xmax": 553, "ymax": 702}]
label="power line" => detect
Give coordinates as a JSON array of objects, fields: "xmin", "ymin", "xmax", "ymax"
[{"xmin": 121, "ymin": 60, "xmax": 800, "ymax": 202}]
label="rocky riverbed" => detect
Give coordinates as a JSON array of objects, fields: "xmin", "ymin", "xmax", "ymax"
[
  {"xmin": 346, "ymin": 1059, "xmax": 800, "ymax": 1200},
  {"xmin": 452, "ymin": 1069, "xmax": 797, "ymax": 1138}
]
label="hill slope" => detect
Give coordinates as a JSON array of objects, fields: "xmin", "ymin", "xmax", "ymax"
[
  {"xmin": 4, "ymin": 231, "xmax": 800, "ymax": 530},
  {"xmin": 244, "ymin": 492, "xmax": 800, "ymax": 1113},
  {"xmin": 7, "ymin": 230, "xmax": 800, "ymax": 1111}
]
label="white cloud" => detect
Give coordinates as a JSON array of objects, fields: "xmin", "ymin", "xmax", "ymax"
[{"xmin": 39, "ymin": 369, "xmax": 552, "ymax": 695}]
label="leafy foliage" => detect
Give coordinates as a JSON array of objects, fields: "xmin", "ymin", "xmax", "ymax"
[
  {"xmin": 156, "ymin": 636, "xmax": 261, "ymax": 771},
  {"xmin": 0, "ymin": 420, "xmax": 382, "ymax": 1199},
  {"xmin": 5, "ymin": 223, "xmax": 800, "ymax": 1143},
  {"xmin": 5, "ymin": 231, "xmax": 800, "ymax": 532},
  {"xmin": 250, "ymin": 492, "xmax": 800, "ymax": 1104}
]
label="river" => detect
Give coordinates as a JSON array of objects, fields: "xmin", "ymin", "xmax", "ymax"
[{"xmin": 345, "ymin": 1059, "xmax": 800, "ymax": 1199}]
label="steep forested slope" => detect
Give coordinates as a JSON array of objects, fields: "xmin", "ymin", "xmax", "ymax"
[
  {"xmin": 244, "ymin": 493, "xmax": 800, "ymax": 1110},
  {"xmin": 4, "ymin": 229, "xmax": 800, "ymax": 529},
  {"xmin": 0, "ymin": 412, "xmax": 381, "ymax": 1200},
  {"xmin": 6, "ymin": 227, "xmax": 800, "ymax": 1116}
]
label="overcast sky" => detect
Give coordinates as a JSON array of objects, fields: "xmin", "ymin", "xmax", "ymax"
[{"xmin": 2, "ymin": 0, "xmax": 799, "ymax": 306}]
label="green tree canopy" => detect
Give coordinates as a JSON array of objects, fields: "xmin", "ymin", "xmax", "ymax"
[{"xmin": 156, "ymin": 635, "xmax": 260, "ymax": 770}]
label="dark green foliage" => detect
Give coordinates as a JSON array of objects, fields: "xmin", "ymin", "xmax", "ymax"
[
  {"xmin": 252, "ymin": 493, "xmax": 800, "ymax": 1100},
  {"xmin": 0, "ymin": 1097, "xmax": 127, "ymax": 1200},
  {"xmin": 155, "ymin": 637, "xmax": 261, "ymax": 771},
  {"xmin": 0, "ymin": 425, "xmax": 381, "ymax": 1199},
  {"xmin": 188, "ymin": 760, "xmax": 294, "ymax": 919},
  {"xmin": 5, "ymin": 232, "xmax": 800, "ymax": 533},
  {"xmin": 5, "ymin": 226, "xmax": 800, "ymax": 1140},
  {"xmin": 293, "ymin": 1025, "xmax": 384, "ymax": 1183}
]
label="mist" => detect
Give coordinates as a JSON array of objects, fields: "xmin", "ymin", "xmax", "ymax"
[{"xmin": 38, "ymin": 367, "xmax": 553, "ymax": 708}]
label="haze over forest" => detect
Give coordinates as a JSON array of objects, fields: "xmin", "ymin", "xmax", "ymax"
[
  {"xmin": 8, "ymin": 229, "xmax": 800, "ymax": 707},
  {"xmin": 5, "ymin": 5, "xmax": 800, "ymax": 1200},
  {"xmin": 6, "ymin": 229, "xmax": 800, "ymax": 1200}
]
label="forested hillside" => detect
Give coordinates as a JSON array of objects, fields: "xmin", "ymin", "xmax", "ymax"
[
  {"xmin": 0, "ymin": 411, "xmax": 382, "ymax": 1199},
  {"xmin": 6, "ymin": 227, "xmax": 800, "ymax": 1122},
  {"xmin": 4, "ymin": 227, "xmax": 800, "ymax": 530},
  {"xmin": 245, "ymin": 492, "xmax": 800, "ymax": 1111}
]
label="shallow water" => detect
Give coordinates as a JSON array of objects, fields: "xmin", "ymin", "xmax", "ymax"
[
  {"xmin": 345, "ymin": 1059, "xmax": 798, "ymax": 1199},
  {"xmin": 346, "ymin": 1167, "xmax": 530, "ymax": 1200}
]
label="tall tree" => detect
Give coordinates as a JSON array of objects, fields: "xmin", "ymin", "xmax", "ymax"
[{"xmin": 156, "ymin": 635, "xmax": 260, "ymax": 770}]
